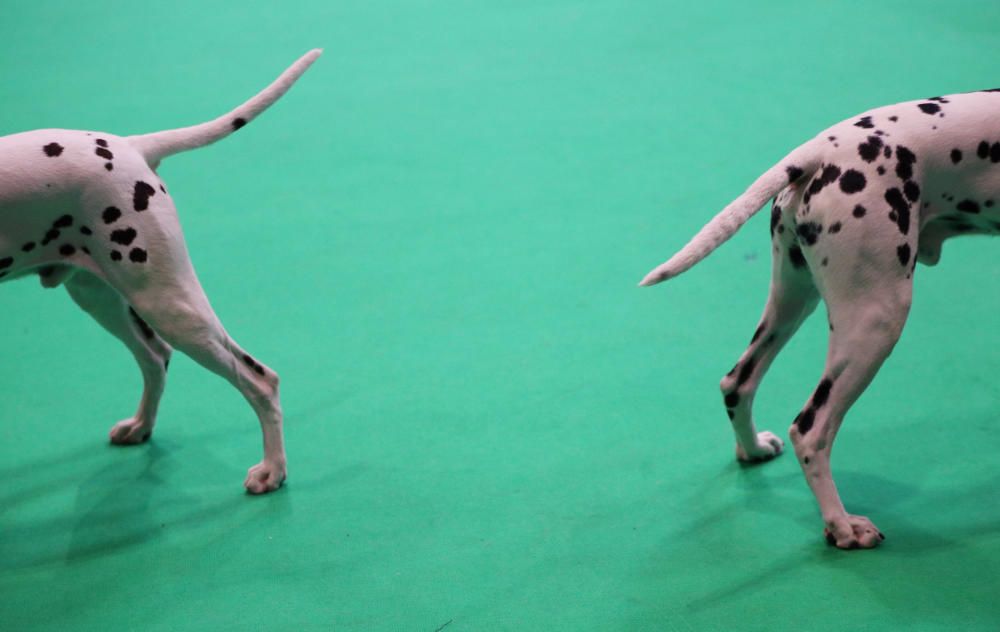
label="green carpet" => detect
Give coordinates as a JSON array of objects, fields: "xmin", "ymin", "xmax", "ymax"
[{"xmin": 2, "ymin": 1, "xmax": 1000, "ymax": 630}]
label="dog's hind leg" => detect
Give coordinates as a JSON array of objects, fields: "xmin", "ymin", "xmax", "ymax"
[
  {"xmin": 65, "ymin": 270, "xmax": 172, "ymax": 444},
  {"xmin": 95, "ymin": 202, "xmax": 286, "ymax": 494},
  {"xmin": 720, "ymin": 200, "xmax": 819, "ymax": 462},
  {"xmin": 121, "ymin": 274, "xmax": 285, "ymax": 493},
  {"xmin": 789, "ymin": 211, "xmax": 915, "ymax": 548}
]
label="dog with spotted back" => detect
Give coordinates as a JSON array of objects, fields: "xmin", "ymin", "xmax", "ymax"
[
  {"xmin": 640, "ymin": 89, "xmax": 1000, "ymax": 548},
  {"xmin": 0, "ymin": 49, "xmax": 321, "ymax": 494}
]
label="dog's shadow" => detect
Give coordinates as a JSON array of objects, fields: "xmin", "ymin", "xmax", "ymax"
[
  {"xmin": 629, "ymin": 450, "xmax": 1000, "ymax": 626},
  {"xmin": 1, "ymin": 437, "xmax": 264, "ymax": 571},
  {"xmin": 0, "ymin": 424, "xmax": 363, "ymax": 572}
]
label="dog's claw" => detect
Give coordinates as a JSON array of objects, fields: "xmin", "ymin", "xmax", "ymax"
[
  {"xmin": 109, "ymin": 417, "xmax": 153, "ymax": 445},
  {"xmin": 825, "ymin": 515, "xmax": 884, "ymax": 549},
  {"xmin": 735, "ymin": 430, "xmax": 784, "ymax": 463},
  {"xmin": 244, "ymin": 460, "xmax": 286, "ymax": 494}
]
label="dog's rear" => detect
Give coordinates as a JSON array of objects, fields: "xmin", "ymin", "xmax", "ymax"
[{"xmin": 0, "ymin": 50, "xmax": 322, "ymax": 494}]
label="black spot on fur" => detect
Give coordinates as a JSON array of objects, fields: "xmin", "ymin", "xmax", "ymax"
[
  {"xmin": 877, "ymin": 166, "xmax": 886, "ymax": 175},
  {"xmin": 885, "ymin": 188, "xmax": 911, "ymax": 234},
  {"xmin": 43, "ymin": 142, "xmax": 63, "ymax": 157},
  {"xmin": 839, "ymin": 169, "xmax": 866, "ymax": 194},
  {"xmin": 95, "ymin": 147, "xmax": 113, "ymax": 160},
  {"xmin": 80, "ymin": 226, "xmax": 92, "ymax": 236},
  {"xmin": 241, "ymin": 353, "xmax": 266, "ymax": 376},
  {"xmin": 233, "ymin": 117, "xmax": 247, "ymax": 130},
  {"xmin": 794, "ymin": 408, "xmax": 815, "ymax": 434},
  {"xmin": 726, "ymin": 409, "xmax": 734, "ymax": 420},
  {"xmin": 132, "ymin": 181, "xmax": 156, "ymax": 211},
  {"xmin": 81, "ymin": 246, "xmax": 90, "ymax": 255},
  {"xmin": 110, "ymin": 227, "xmax": 137, "ymax": 246},
  {"xmin": 796, "ymin": 221, "xmax": 823, "ymax": 246},
  {"xmin": 950, "ymin": 149, "xmax": 962, "ymax": 164},
  {"xmin": 724, "ymin": 392, "xmax": 740, "ymax": 408},
  {"xmin": 788, "ymin": 246, "xmax": 807, "ymax": 268},
  {"xmin": 903, "ymin": 180, "xmax": 920, "ymax": 203},
  {"xmin": 105, "ymin": 163, "xmax": 113, "ymax": 171},
  {"xmin": 736, "ymin": 356, "xmax": 756, "ymax": 386},
  {"xmin": 858, "ymin": 136, "xmax": 883, "ymax": 162},
  {"xmin": 805, "ymin": 165, "xmax": 842, "ymax": 202},
  {"xmin": 888, "ymin": 116, "xmax": 898, "ymax": 122},
  {"xmin": 895, "ymin": 146, "xmax": 916, "ymax": 181},
  {"xmin": 110, "ymin": 250, "xmax": 122, "ymax": 261},
  {"xmin": 770, "ymin": 204, "xmax": 782, "ymax": 236},
  {"xmin": 53, "ymin": 214, "xmax": 73, "ymax": 228},
  {"xmin": 128, "ymin": 307, "xmax": 156, "ymax": 340},
  {"xmin": 897, "ymin": 243, "xmax": 911, "ymax": 266},
  {"xmin": 957, "ymin": 199, "xmax": 980, "ymax": 213},
  {"xmin": 21, "ymin": 242, "xmax": 36, "ymax": 252},
  {"xmin": 992, "ymin": 143, "xmax": 1000, "ymax": 163},
  {"xmin": 102, "ymin": 206, "xmax": 121, "ymax": 224},
  {"xmin": 828, "ymin": 222, "xmax": 842, "ymax": 234},
  {"xmin": 978, "ymin": 141, "xmax": 990, "ymax": 159},
  {"xmin": 751, "ymin": 322, "xmax": 766, "ymax": 344},
  {"xmin": 59, "ymin": 244, "xmax": 76, "ymax": 257},
  {"xmin": 854, "ymin": 116, "xmax": 874, "ymax": 129},
  {"xmin": 917, "ymin": 102, "xmax": 941, "ymax": 115},
  {"xmin": 812, "ymin": 378, "xmax": 833, "ymax": 409},
  {"xmin": 95, "ymin": 138, "xmax": 108, "ymax": 147},
  {"xmin": 0, "ymin": 257, "xmax": 12, "ymax": 269},
  {"xmin": 129, "ymin": 247, "xmax": 148, "ymax": 263},
  {"xmin": 41, "ymin": 229, "xmax": 60, "ymax": 245}
]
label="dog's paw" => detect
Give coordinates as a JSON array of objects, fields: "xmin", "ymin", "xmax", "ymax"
[
  {"xmin": 735, "ymin": 431, "xmax": 784, "ymax": 463},
  {"xmin": 244, "ymin": 459, "xmax": 286, "ymax": 494},
  {"xmin": 824, "ymin": 514, "xmax": 885, "ymax": 550},
  {"xmin": 109, "ymin": 417, "xmax": 153, "ymax": 445}
]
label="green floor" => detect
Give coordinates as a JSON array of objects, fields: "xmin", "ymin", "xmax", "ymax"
[{"xmin": 2, "ymin": 1, "xmax": 1000, "ymax": 630}]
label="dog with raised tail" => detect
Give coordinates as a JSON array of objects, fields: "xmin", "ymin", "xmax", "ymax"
[
  {"xmin": 0, "ymin": 49, "xmax": 321, "ymax": 494},
  {"xmin": 641, "ymin": 89, "xmax": 1000, "ymax": 548}
]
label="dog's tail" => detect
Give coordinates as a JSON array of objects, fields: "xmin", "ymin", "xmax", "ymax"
[
  {"xmin": 638, "ymin": 139, "xmax": 822, "ymax": 287},
  {"xmin": 127, "ymin": 49, "xmax": 322, "ymax": 167}
]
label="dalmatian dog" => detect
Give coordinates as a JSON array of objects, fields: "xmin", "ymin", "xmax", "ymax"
[
  {"xmin": 640, "ymin": 89, "xmax": 1000, "ymax": 548},
  {"xmin": 0, "ymin": 49, "xmax": 321, "ymax": 494}
]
